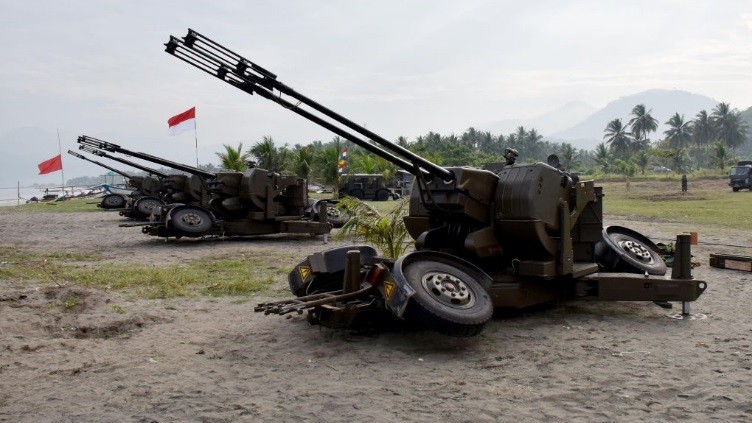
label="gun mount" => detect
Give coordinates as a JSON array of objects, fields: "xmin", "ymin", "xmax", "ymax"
[
  {"xmin": 79, "ymin": 135, "xmax": 337, "ymax": 239},
  {"xmin": 167, "ymin": 30, "xmax": 706, "ymax": 336}
]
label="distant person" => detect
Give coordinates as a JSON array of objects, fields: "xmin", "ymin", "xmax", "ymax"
[{"xmin": 681, "ymin": 174, "xmax": 688, "ymax": 193}]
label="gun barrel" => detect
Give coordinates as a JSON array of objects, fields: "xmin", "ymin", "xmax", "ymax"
[
  {"xmin": 78, "ymin": 144, "xmax": 171, "ymax": 179},
  {"xmin": 67, "ymin": 150, "xmax": 132, "ymax": 178},
  {"xmin": 77, "ymin": 135, "xmax": 215, "ymax": 179},
  {"xmin": 166, "ymin": 30, "xmax": 454, "ymax": 182}
]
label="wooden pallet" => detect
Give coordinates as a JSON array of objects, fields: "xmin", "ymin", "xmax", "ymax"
[{"xmin": 709, "ymin": 253, "xmax": 752, "ymax": 272}]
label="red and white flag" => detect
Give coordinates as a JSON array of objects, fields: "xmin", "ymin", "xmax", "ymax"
[
  {"xmin": 38, "ymin": 154, "xmax": 63, "ymax": 175},
  {"xmin": 167, "ymin": 107, "xmax": 196, "ymax": 136}
]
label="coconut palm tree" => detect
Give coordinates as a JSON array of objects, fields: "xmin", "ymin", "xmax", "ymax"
[
  {"xmin": 692, "ymin": 110, "xmax": 713, "ymax": 145},
  {"xmin": 215, "ymin": 143, "xmax": 250, "ymax": 171},
  {"xmin": 292, "ymin": 145, "xmax": 313, "ymax": 180},
  {"xmin": 593, "ymin": 142, "xmax": 613, "ymax": 173},
  {"xmin": 603, "ymin": 119, "xmax": 633, "ymax": 158},
  {"xmin": 628, "ymin": 104, "xmax": 659, "ymax": 146},
  {"xmin": 558, "ymin": 143, "xmax": 578, "ymax": 171},
  {"xmin": 711, "ymin": 103, "xmax": 749, "ymax": 150},
  {"xmin": 664, "ymin": 113, "xmax": 693, "ymax": 149},
  {"xmin": 634, "ymin": 150, "xmax": 650, "ymax": 174},
  {"xmin": 250, "ymin": 136, "xmax": 291, "ymax": 172},
  {"xmin": 710, "ymin": 141, "xmax": 733, "ymax": 172},
  {"xmin": 313, "ymin": 136, "xmax": 346, "ymax": 194}
]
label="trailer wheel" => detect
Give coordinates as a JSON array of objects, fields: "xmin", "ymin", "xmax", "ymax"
[
  {"xmin": 134, "ymin": 197, "xmax": 165, "ymax": 217},
  {"xmin": 595, "ymin": 226, "xmax": 667, "ymax": 275},
  {"xmin": 312, "ymin": 201, "xmax": 349, "ymax": 227},
  {"xmin": 397, "ymin": 253, "xmax": 493, "ymax": 337},
  {"xmin": 375, "ymin": 189, "xmax": 390, "ymax": 201},
  {"xmin": 101, "ymin": 194, "xmax": 126, "ymax": 209},
  {"xmin": 169, "ymin": 207, "xmax": 213, "ymax": 237}
]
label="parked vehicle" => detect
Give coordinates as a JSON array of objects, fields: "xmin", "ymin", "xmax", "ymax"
[
  {"xmin": 729, "ymin": 161, "xmax": 752, "ymax": 192},
  {"xmin": 338, "ymin": 174, "xmax": 399, "ymax": 201}
]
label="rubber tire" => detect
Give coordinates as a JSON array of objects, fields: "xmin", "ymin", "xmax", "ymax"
[
  {"xmin": 312, "ymin": 202, "xmax": 349, "ymax": 228},
  {"xmin": 732, "ymin": 187, "xmax": 740, "ymax": 192},
  {"xmin": 134, "ymin": 197, "xmax": 165, "ymax": 217},
  {"xmin": 595, "ymin": 226, "xmax": 667, "ymax": 275},
  {"xmin": 375, "ymin": 189, "xmax": 390, "ymax": 201},
  {"xmin": 170, "ymin": 207, "xmax": 213, "ymax": 237},
  {"xmin": 402, "ymin": 260, "xmax": 493, "ymax": 337},
  {"xmin": 101, "ymin": 194, "xmax": 126, "ymax": 209}
]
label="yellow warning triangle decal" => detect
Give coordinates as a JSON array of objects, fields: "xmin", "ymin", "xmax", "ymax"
[
  {"xmin": 298, "ymin": 266, "xmax": 311, "ymax": 281},
  {"xmin": 384, "ymin": 280, "xmax": 395, "ymax": 300}
]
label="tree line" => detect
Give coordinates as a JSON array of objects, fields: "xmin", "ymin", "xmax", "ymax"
[
  {"xmin": 598, "ymin": 102, "xmax": 749, "ymax": 175},
  {"xmin": 212, "ymin": 101, "xmax": 749, "ymax": 186}
]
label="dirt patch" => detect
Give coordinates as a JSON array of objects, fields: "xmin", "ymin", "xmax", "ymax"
[{"xmin": 1, "ymin": 209, "xmax": 752, "ymax": 422}]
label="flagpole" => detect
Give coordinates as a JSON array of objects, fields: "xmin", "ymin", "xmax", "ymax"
[
  {"xmin": 57, "ymin": 129, "xmax": 65, "ymax": 194},
  {"xmin": 194, "ymin": 117, "xmax": 199, "ymax": 168}
]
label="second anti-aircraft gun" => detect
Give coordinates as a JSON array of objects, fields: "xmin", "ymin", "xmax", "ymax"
[
  {"xmin": 166, "ymin": 30, "xmax": 706, "ymax": 336},
  {"xmin": 70, "ymin": 146, "xmax": 174, "ymax": 218},
  {"xmin": 78, "ymin": 135, "xmax": 337, "ymax": 239},
  {"xmin": 67, "ymin": 149, "xmax": 140, "ymax": 210}
]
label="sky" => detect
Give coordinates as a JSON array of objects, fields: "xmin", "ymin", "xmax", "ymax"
[{"xmin": 1, "ymin": 0, "xmax": 751, "ymax": 187}]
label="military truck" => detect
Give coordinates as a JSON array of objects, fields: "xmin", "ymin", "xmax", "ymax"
[
  {"xmin": 338, "ymin": 173, "xmax": 399, "ymax": 201},
  {"xmin": 729, "ymin": 161, "xmax": 752, "ymax": 191}
]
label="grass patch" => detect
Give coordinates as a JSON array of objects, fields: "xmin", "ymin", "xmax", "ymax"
[
  {"xmin": 0, "ymin": 246, "xmax": 284, "ymax": 299},
  {"xmin": 600, "ymin": 179, "xmax": 750, "ymax": 229},
  {"xmin": 4, "ymin": 198, "xmax": 101, "ymax": 213}
]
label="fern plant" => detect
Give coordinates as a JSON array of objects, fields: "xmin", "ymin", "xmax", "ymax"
[{"xmin": 335, "ymin": 197, "xmax": 412, "ymax": 258}]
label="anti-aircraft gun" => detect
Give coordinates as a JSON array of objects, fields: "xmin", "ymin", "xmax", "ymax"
[
  {"xmin": 166, "ymin": 30, "xmax": 706, "ymax": 336},
  {"xmin": 72, "ymin": 144, "xmax": 175, "ymax": 218},
  {"xmin": 67, "ymin": 149, "xmax": 140, "ymax": 210},
  {"xmin": 78, "ymin": 135, "xmax": 335, "ymax": 239}
]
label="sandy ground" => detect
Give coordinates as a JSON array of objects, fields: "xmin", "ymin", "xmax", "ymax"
[{"xmin": 1, "ymin": 206, "xmax": 751, "ymax": 422}]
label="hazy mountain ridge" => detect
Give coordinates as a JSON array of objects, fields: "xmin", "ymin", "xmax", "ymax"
[
  {"xmin": 550, "ymin": 89, "xmax": 721, "ymax": 149},
  {"xmin": 479, "ymin": 101, "xmax": 598, "ymax": 136}
]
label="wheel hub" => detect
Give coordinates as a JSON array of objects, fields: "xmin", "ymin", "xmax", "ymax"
[
  {"xmin": 421, "ymin": 271, "xmax": 475, "ymax": 308},
  {"xmin": 618, "ymin": 239, "xmax": 653, "ymax": 263},
  {"xmin": 180, "ymin": 212, "xmax": 204, "ymax": 227}
]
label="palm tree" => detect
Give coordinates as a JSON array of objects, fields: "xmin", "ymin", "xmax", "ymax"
[
  {"xmin": 628, "ymin": 104, "xmax": 658, "ymax": 146},
  {"xmin": 603, "ymin": 119, "xmax": 632, "ymax": 158},
  {"xmin": 313, "ymin": 136, "xmax": 346, "ymax": 194},
  {"xmin": 664, "ymin": 113, "xmax": 693, "ymax": 149},
  {"xmin": 692, "ymin": 110, "xmax": 713, "ymax": 146},
  {"xmin": 350, "ymin": 154, "xmax": 379, "ymax": 174},
  {"xmin": 634, "ymin": 150, "xmax": 650, "ymax": 174},
  {"xmin": 215, "ymin": 143, "xmax": 250, "ymax": 171},
  {"xmin": 526, "ymin": 128, "xmax": 542, "ymax": 144},
  {"xmin": 711, "ymin": 103, "xmax": 749, "ymax": 150},
  {"xmin": 250, "ymin": 136, "xmax": 290, "ymax": 172},
  {"xmin": 558, "ymin": 143, "xmax": 578, "ymax": 171},
  {"xmin": 292, "ymin": 145, "xmax": 314, "ymax": 180},
  {"xmin": 593, "ymin": 142, "xmax": 613, "ymax": 173},
  {"xmin": 710, "ymin": 141, "xmax": 733, "ymax": 172},
  {"xmin": 336, "ymin": 197, "xmax": 412, "ymax": 258}
]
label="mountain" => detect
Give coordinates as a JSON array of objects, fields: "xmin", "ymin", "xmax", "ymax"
[
  {"xmin": 479, "ymin": 101, "xmax": 598, "ymax": 136},
  {"xmin": 551, "ymin": 89, "xmax": 720, "ymax": 150}
]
